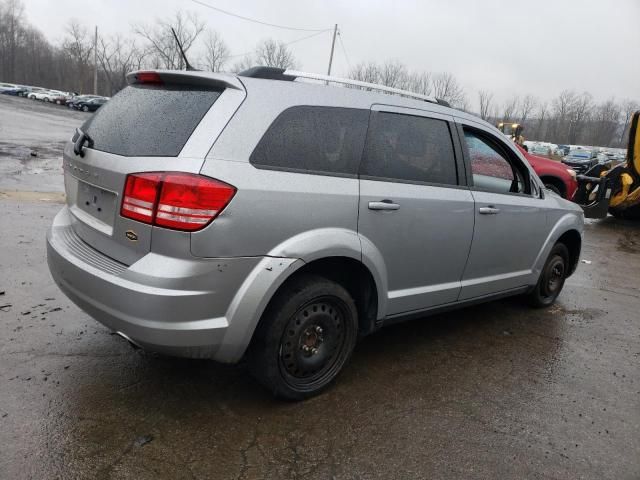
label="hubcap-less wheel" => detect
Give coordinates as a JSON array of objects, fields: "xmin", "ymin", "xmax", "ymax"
[
  {"xmin": 526, "ymin": 243, "xmax": 569, "ymax": 308},
  {"xmin": 540, "ymin": 255, "xmax": 565, "ymax": 301},
  {"xmin": 279, "ymin": 297, "xmax": 348, "ymax": 391},
  {"xmin": 82, "ymin": 105, "xmax": 89, "ymax": 112}
]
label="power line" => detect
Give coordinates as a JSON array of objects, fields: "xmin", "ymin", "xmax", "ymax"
[
  {"xmin": 337, "ymin": 31, "xmax": 352, "ymax": 72},
  {"xmin": 227, "ymin": 29, "xmax": 331, "ymax": 59},
  {"xmin": 191, "ymin": 0, "xmax": 329, "ymax": 32}
]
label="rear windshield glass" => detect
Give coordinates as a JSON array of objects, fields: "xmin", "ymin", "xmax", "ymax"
[{"xmin": 81, "ymin": 84, "xmax": 222, "ymax": 157}]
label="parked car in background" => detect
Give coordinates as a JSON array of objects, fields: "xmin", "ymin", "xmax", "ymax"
[
  {"xmin": 19, "ymin": 86, "xmax": 45, "ymax": 97},
  {"xmin": 556, "ymin": 144, "xmax": 570, "ymax": 156},
  {"xmin": 47, "ymin": 67, "xmax": 585, "ymax": 400},
  {"xmin": 1, "ymin": 84, "xmax": 27, "ymax": 95},
  {"xmin": 66, "ymin": 95, "xmax": 102, "ymax": 109},
  {"xmin": 73, "ymin": 97, "xmax": 108, "ymax": 112},
  {"xmin": 516, "ymin": 144, "xmax": 577, "ymax": 199},
  {"xmin": 562, "ymin": 149, "xmax": 598, "ymax": 174},
  {"xmin": 530, "ymin": 143, "xmax": 551, "ymax": 157},
  {"xmin": 0, "ymin": 82, "xmax": 17, "ymax": 93},
  {"xmin": 28, "ymin": 89, "xmax": 54, "ymax": 100}
]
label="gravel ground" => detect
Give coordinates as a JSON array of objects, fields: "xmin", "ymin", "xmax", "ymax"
[{"xmin": 0, "ymin": 96, "xmax": 639, "ymax": 480}]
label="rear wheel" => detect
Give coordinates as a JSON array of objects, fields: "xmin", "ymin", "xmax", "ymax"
[
  {"xmin": 527, "ymin": 243, "xmax": 569, "ymax": 308},
  {"xmin": 248, "ymin": 274, "xmax": 358, "ymax": 400}
]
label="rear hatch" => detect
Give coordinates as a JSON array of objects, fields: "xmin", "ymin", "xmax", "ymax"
[{"xmin": 63, "ymin": 70, "xmax": 246, "ymax": 265}]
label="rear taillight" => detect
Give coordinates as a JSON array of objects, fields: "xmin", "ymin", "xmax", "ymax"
[{"xmin": 120, "ymin": 172, "xmax": 236, "ymax": 231}]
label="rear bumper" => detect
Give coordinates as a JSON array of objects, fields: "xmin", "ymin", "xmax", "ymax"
[{"xmin": 46, "ymin": 207, "xmax": 264, "ymax": 361}]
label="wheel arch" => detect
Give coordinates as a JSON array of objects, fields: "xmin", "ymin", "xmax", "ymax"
[
  {"xmin": 556, "ymin": 229, "xmax": 582, "ymax": 277},
  {"xmin": 218, "ymin": 229, "xmax": 387, "ymax": 363},
  {"xmin": 531, "ymin": 213, "xmax": 583, "ymax": 282},
  {"xmin": 539, "ymin": 175, "xmax": 567, "ymax": 198}
]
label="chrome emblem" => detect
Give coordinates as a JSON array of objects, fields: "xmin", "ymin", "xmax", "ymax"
[{"xmin": 125, "ymin": 230, "xmax": 138, "ymax": 242}]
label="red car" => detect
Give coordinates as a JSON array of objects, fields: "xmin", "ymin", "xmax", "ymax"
[{"xmin": 516, "ymin": 145, "xmax": 577, "ymax": 199}]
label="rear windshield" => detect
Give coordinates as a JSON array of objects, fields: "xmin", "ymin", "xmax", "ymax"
[{"xmin": 81, "ymin": 84, "xmax": 222, "ymax": 157}]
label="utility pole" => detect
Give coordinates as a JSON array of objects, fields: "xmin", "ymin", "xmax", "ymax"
[
  {"xmin": 93, "ymin": 25, "xmax": 98, "ymax": 95},
  {"xmin": 326, "ymin": 24, "xmax": 338, "ymax": 77}
]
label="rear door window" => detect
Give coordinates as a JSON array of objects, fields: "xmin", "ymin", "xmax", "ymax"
[
  {"xmin": 81, "ymin": 84, "xmax": 222, "ymax": 157},
  {"xmin": 360, "ymin": 112, "xmax": 458, "ymax": 185},
  {"xmin": 250, "ymin": 106, "xmax": 369, "ymax": 175}
]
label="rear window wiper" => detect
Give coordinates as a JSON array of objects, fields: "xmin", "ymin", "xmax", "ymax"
[{"xmin": 73, "ymin": 128, "xmax": 94, "ymax": 157}]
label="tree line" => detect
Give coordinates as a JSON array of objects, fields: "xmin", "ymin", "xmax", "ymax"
[{"xmin": 1, "ymin": 0, "xmax": 637, "ymax": 147}]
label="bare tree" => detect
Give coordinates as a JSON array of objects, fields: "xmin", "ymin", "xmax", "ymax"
[
  {"xmin": 501, "ymin": 95, "xmax": 519, "ymax": 122},
  {"xmin": 135, "ymin": 11, "xmax": 205, "ymax": 70},
  {"xmin": 406, "ymin": 72, "xmax": 432, "ymax": 96},
  {"xmin": 231, "ymin": 55, "xmax": 255, "ymax": 73},
  {"xmin": 377, "ymin": 60, "xmax": 408, "ymax": 88},
  {"xmin": 0, "ymin": 0, "xmax": 24, "ymax": 80},
  {"xmin": 431, "ymin": 72, "xmax": 465, "ymax": 107},
  {"xmin": 551, "ymin": 90, "xmax": 577, "ymax": 143},
  {"xmin": 620, "ymin": 99, "xmax": 640, "ymax": 144},
  {"xmin": 532, "ymin": 102, "xmax": 548, "ymax": 140},
  {"xmin": 62, "ymin": 19, "xmax": 94, "ymax": 92},
  {"xmin": 478, "ymin": 90, "xmax": 494, "ymax": 120},
  {"xmin": 201, "ymin": 30, "xmax": 229, "ymax": 72},
  {"xmin": 97, "ymin": 35, "xmax": 141, "ymax": 95},
  {"xmin": 568, "ymin": 92, "xmax": 593, "ymax": 144},
  {"xmin": 254, "ymin": 39, "xmax": 296, "ymax": 69},
  {"xmin": 589, "ymin": 99, "xmax": 620, "ymax": 147},
  {"xmin": 518, "ymin": 94, "xmax": 537, "ymax": 123},
  {"xmin": 348, "ymin": 62, "xmax": 380, "ymax": 84}
]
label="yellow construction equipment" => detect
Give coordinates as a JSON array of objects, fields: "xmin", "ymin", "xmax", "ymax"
[
  {"xmin": 497, "ymin": 122, "xmax": 525, "ymax": 146},
  {"xmin": 574, "ymin": 111, "xmax": 640, "ymax": 218}
]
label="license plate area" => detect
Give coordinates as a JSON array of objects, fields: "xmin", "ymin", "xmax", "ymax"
[{"xmin": 72, "ymin": 180, "xmax": 118, "ymax": 234}]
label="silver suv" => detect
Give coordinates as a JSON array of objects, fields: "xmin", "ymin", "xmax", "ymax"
[{"xmin": 47, "ymin": 67, "xmax": 584, "ymax": 399}]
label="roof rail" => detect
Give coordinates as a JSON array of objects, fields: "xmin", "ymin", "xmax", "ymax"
[
  {"xmin": 238, "ymin": 65, "xmax": 441, "ymax": 105},
  {"xmin": 238, "ymin": 66, "xmax": 295, "ymax": 81},
  {"xmin": 284, "ymin": 69, "xmax": 438, "ymax": 104}
]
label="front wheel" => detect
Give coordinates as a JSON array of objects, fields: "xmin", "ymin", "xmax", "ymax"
[
  {"xmin": 248, "ymin": 274, "xmax": 358, "ymax": 400},
  {"xmin": 544, "ymin": 183, "xmax": 562, "ymax": 197},
  {"xmin": 527, "ymin": 243, "xmax": 569, "ymax": 308},
  {"xmin": 82, "ymin": 105, "xmax": 89, "ymax": 112}
]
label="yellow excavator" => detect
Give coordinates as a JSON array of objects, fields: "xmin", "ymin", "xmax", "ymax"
[
  {"xmin": 497, "ymin": 122, "xmax": 525, "ymax": 146},
  {"xmin": 573, "ymin": 111, "xmax": 640, "ymax": 219}
]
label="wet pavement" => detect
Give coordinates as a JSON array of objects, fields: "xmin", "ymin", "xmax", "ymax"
[{"xmin": 1, "ymin": 96, "xmax": 639, "ymax": 479}]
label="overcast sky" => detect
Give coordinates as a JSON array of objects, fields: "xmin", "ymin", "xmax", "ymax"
[{"xmin": 22, "ymin": 0, "xmax": 640, "ymax": 107}]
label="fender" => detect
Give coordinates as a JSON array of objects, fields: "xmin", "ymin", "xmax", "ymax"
[
  {"xmin": 215, "ymin": 228, "xmax": 388, "ymax": 362},
  {"xmin": 267, "ymin": 227, "xmax": 388, "ymax": 319},
  {"xmin": 531, "ymin": 212, "xmax": 584, "ymax": 282}
]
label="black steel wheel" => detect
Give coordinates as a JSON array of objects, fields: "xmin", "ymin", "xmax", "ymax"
[
  {"xmin": 248, "ymin": 274, "xmax": 358, "ymax": 400},
  {"xmin": 527, "ymin": 243, "xmax": 569, "ymax": 308}
]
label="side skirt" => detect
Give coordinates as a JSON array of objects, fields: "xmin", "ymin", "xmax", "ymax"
[{"xmin": 382, "ymin": 286, "xmax": 530, "ymax": 327}]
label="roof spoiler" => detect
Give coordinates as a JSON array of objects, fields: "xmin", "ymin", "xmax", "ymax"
[{"xmin": 126, "ymin": 70, "xmax": 245, "ymax": 91}]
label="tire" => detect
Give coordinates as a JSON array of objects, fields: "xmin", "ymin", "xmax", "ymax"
[
  {"xmin": 44, "ymin": 98, "xmax": 50, "ymax": 102},
  {"xmin": 544, "ymin": 183, "xmax": 562, "ymax": 197},
  {"xmin": 247, "ymin": 274, "xmax": 358, "ymax": 401},
  {"xmin": 82, "ymin": 105, "xmax": 89, "ymax": 112},
  {"xmin": 527, "ymin": 243, "xmax": 569, "ymax": 308}
]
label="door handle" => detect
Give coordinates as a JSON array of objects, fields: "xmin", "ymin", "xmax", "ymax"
[
  {"xmin": 479, "ymin": 206, "xmax": 500, "ymax": 215},
  {"xmin": 368, "ymin": 200, "xmax": 400, "ymax": 211}
]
